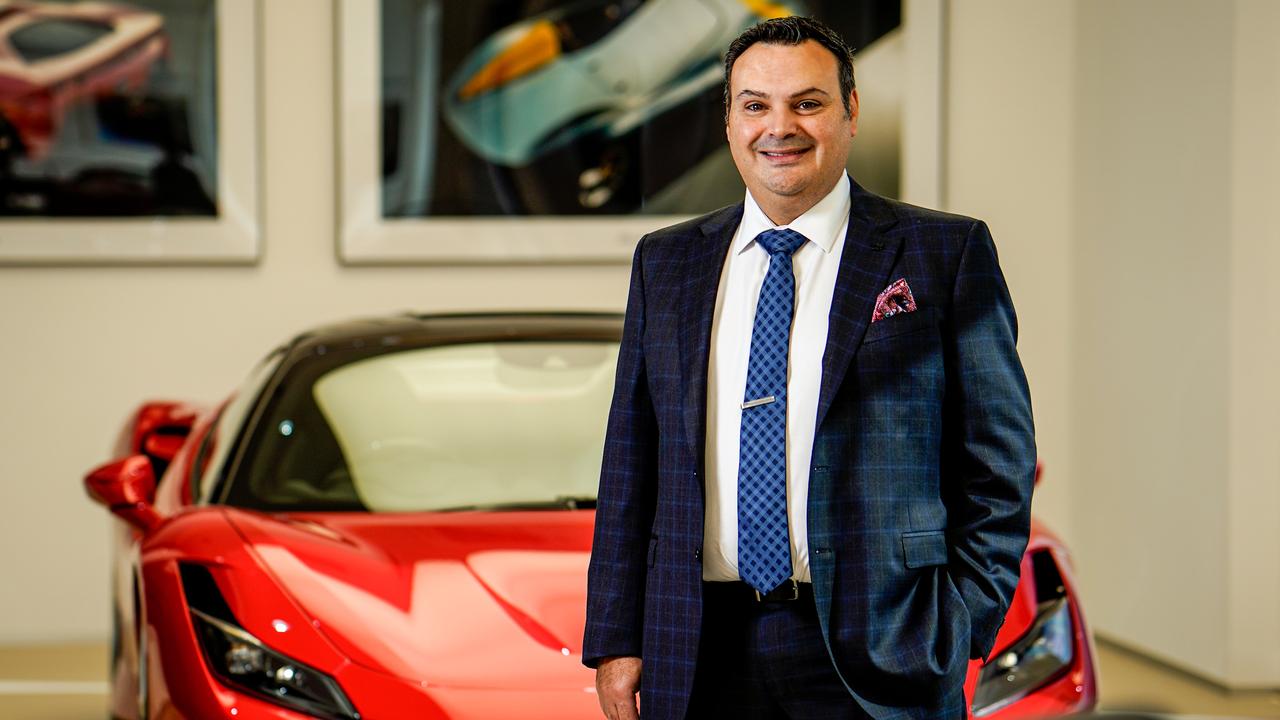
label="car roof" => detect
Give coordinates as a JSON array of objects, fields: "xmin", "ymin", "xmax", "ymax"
[{"xmin": 273, "ymin": 311, "xmax": 624, "ymax": 374}]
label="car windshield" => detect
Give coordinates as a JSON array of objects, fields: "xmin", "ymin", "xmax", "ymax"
[
  {"xmin": 554, "ymin": 0, "xmax": 643, "ymax": 52},
  {"xmin": 226, "ymin": 340, "xmax": 618, "ymax": 512}
]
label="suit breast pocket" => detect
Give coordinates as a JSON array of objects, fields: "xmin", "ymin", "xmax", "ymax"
[
  {"xmin": 861, "ymin": 307, "xmax": 939, "ymax": 346},
  {"xmin": 855, "ymin": 306, "xmax": 945, "ymax": 397}
]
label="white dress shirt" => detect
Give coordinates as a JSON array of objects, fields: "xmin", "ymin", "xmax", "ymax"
[{"xmin": 703, "ymin": 174, "xmax": 852, "ymax": 583}]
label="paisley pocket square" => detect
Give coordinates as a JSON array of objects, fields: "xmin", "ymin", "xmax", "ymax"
[{"xmin": 872, "ymin": 278, "xmax": 917, "ymax": 323}]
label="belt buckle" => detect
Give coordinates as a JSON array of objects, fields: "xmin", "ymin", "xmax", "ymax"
[{"xmin": 754, "ymin": 579, "xmax": 799, "ymax": 602}]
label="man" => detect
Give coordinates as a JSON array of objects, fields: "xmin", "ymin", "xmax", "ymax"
[{"xmin": 584, "ymin": 15, "xmax": 1035, "ymax": 720}]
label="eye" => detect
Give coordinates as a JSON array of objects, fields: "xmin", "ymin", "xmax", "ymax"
[
  {"xmin": 796, "ymin": 99, "xmax": 822, "ymax": 111},
  {"xmin": 744, "ymin": 101, "xmax": 765, "ymax": 113}
]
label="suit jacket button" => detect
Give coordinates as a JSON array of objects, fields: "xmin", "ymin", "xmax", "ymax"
[{"xmin": 694, "ymin": 549, "xmax": 702, "ymax": 561}]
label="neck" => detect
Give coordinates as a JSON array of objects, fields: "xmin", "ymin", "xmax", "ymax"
[
  {"xmin": 757, "ymin": 193, "xmax": 821, "ymax": 227},
  {"xmin": 753, "ymin": 174, "xmax": 845, "ymax": 227}
]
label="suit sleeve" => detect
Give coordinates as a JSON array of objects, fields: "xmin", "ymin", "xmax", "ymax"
[
  {"xmin": 943, "ymin": 221, "xmax": 1037, "ymax": 660},
  {"xmin": 582, "ymin": 238, "xmax": 659, "ymax": 668}
]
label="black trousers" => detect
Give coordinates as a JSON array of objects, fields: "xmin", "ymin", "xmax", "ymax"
[{"xmin": 685, "ymin": 582, "xmax": 867, "ymax": 719}]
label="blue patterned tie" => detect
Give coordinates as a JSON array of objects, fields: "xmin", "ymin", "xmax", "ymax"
[{"xmin": 738, "ymin": 227, "xmax": 807, "ymax": 595}]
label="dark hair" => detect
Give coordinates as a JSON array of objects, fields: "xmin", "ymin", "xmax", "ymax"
[{"xmin": 723, "ymin": 16, "xmax": 856, "ymax": 121}]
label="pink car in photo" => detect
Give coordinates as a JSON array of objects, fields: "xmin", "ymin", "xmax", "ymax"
[{"xmin": 0, "ymin": 0, "xmax": 167, "ymax": 158}]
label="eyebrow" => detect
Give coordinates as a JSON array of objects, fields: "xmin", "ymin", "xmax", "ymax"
[{"xmin": 736, "ymin": 87, "xmax": 833, "ymax": 100}]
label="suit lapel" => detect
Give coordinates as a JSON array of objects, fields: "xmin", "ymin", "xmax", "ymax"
[
  {"xmin": 814, "ymin": 183, "xmax": 902, "ymax": 430},
  {"xmin": 679, "ymin": 205, "xmax": 741, "ymax": 460}
]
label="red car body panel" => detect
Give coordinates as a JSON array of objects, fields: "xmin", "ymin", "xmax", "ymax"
[
  {"xmin": 225, "ymin": 510, "xmax": 596, "ymax": 689},
  {"xmin": 88, "ymin": 314, "xmax": 1097, "ymax": 719},
  {"xmin": 962, "ymin": 519, "xmax": 1098, "ymax": 718}
]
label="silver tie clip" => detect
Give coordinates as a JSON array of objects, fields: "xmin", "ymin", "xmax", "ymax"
[{"xmin": 741, "ymin": 396, "xmax": 776, "ymax": 410}]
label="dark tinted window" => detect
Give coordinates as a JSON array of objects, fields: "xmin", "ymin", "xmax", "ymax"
[
  {"xmin": 196, "ymin": 351, "xmax": 285, "ymax": 504},
  {"xmin": 10, "ymin": 19, "xmax": 113, "ymax": 62},
  {"xmin": 555, "ymin": 0, "xmax": 643, "ymax": 52}
]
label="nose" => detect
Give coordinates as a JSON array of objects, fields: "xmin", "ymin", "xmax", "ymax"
[{"xmin": 765, "ymin": 106, "xmax": 799, "ymax": 138}]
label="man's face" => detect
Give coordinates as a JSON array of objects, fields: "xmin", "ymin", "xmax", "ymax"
[{"xmin": 726, "ymin": 40, "xmax": 858, "ymax": 218}]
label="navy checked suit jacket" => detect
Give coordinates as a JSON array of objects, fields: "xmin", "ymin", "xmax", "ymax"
[{"xmin": 584, "ymin": 179, "xmax": 1036, "ymax": 719}]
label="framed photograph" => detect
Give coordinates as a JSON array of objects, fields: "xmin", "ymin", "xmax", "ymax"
[
  {"xmin": 337, "ymin": 0, "xmax": 944, "ymax": 264},
  {"xmin": 0, "ymin": 0, "xmax": 259, "ymax": 264}
]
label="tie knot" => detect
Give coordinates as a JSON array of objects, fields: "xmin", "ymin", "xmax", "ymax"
[{"xmin": 755, "ymin": 228, "xmax": 807, "ymax": 257}]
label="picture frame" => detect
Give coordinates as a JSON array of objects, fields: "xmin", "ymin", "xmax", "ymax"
[
  {"xmin": 0, "ymin": 0, "xmax": 261, "ymax": 265},
  {"xmin": 336, "ymin": 0, "xmax": 945, "ymax": 265}
]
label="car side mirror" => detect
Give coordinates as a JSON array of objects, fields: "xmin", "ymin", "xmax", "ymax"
[
  {"xmin": 84, "ymin": 455, "xmax": 163, "ymax": 533},
  {"xmin": 118, "ymin": 401, "xmax": 198, "ymax": 482},
  {"xmin": 143, "ymin": 432, "xmax": 186, "ymax": 462}
]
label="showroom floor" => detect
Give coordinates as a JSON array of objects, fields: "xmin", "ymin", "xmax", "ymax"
[{"xmin": 0, "ymin": 639, "xmax": 1277, "ymax": 719}]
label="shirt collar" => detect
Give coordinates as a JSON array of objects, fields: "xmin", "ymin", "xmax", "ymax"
[{"xmin": 735, "ymin": 173, "xmax": 852, "ymax": 256}]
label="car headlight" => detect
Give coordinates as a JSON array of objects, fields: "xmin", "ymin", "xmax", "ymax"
[
  {"xmin": 180, "ymin": 563, "xmax": 360, "ymax": 720},
  {"xmin": 971, "ymin": 596, "xmax": 1074, "ymax": 716},
  {"xmin": 191, "ymin": 609, "xmax": 360, "ymax": 720}
]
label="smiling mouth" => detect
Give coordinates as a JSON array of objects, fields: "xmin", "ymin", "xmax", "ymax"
[{"xmin": 759, "ymin": 148, "xmax": 810, "ymax": 160}]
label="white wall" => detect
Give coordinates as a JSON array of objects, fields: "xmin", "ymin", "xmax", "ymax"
[
  {"xmin": 1072, "ymin": 0, "xmax": 1235, "ymax": 681},
  {"xmin": 1072, "ymin": 0, "xmax": 1279, "ymax": 688},
  {"xmin": 944, "ymin": 0, "xmax": 1076, "ymax": 543},
  {"xmin": 1226, "ymin": 0, "xmax": 1280, "ymax": 687},
  {"xmin": 945, "ymin": 0, "xmax": 1280, "ymax": 689}
]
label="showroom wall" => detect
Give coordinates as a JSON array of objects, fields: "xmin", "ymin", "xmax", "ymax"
[
  {"xmin": 0, "ymin": 0, "xmax": 1276, "ymax": 692},
  {"xmin": 1224, "ymin": 0, "xmax": 1280, "ymax": 688},
  {"xmin": 943, "ymin": 0, "xmax": 1076, "ymax": 552},
  {"xmin": 1066, "ymin": 0, "xmax": 1280, "ymax": 688},
  {"xmin": 946, "ymin": 0, "xmax": 1280, "ymax": 689}
]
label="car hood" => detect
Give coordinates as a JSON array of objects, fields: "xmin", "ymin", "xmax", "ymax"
[{"xmin": 225, "ymin": 508, "xmax": 597, "ymax": 691}]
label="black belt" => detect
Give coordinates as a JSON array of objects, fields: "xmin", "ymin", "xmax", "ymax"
[{"xmin": 705, "ymin": 579, "xmax": 813, "ymax": 603}]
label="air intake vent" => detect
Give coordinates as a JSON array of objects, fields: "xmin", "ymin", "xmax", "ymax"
[
  {"xmin": 179, "ymin": 563, "xmax": 237, "ymax": 624},
  {"xmin": 1031, "ymin": 550, "xmax": 1067, "ymax": 603}
]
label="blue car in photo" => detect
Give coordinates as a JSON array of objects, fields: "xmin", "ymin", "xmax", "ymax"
[{"xmin": 442, "ymin": 0, "xmax": 800, "ymax": 208}]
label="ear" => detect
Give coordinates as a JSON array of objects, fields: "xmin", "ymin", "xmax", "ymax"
[{"xmin": 848, "ymin": 88, "xmax": 860, "ymax": 138}]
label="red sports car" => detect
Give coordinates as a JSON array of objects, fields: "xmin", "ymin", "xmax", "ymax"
[{"xmin": 86, "ymin": 313, "xmax": 1096, "ymax": 719}]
